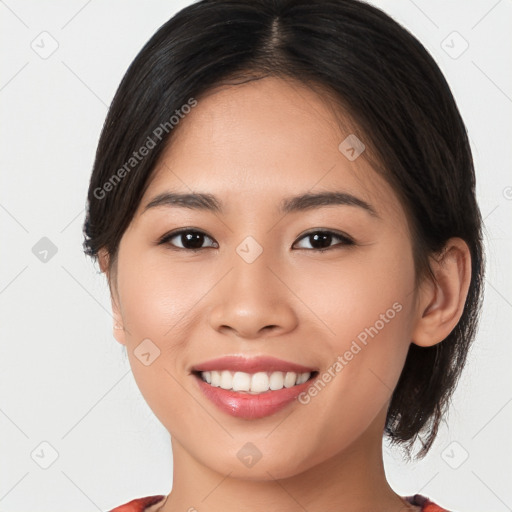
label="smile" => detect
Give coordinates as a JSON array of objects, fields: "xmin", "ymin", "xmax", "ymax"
[
  {"xmin": 198, "ymin": 370, "xmax": 314, "ymax": 394},
  {"xmin": 190, "ymin": 355, "xmax": 319, "ymax": 418}
]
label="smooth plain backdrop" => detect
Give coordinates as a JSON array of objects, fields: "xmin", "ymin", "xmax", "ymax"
[{"xmin": 1, "ymin": 1, "xmax": 511, "ymax": 511}]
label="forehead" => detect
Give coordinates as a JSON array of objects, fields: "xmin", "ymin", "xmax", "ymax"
[{"xmin": 139, "ymin": 76, "xmax": 404, "ymax": 222}]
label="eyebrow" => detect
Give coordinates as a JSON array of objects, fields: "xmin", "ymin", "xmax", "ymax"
[{"xmin": 143, "ymin": 190, "xmax": 378, "ymax": 217}]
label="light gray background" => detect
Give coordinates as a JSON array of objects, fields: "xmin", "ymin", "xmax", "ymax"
[{"xmin": 0, "ymin": 1, "xmax": 511, "ymax": 511}]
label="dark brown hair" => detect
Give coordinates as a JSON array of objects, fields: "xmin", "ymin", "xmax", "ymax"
[{"xmin": 83, "ymin": 0, "xmax": 484, "ymax": 459}]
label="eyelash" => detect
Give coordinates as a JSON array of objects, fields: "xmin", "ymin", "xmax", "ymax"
[{"xmin": 157, "ymin": 228, "xmax": 356, "ymax": 252}]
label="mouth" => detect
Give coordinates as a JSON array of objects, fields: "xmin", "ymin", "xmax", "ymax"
[{"xmin": 190, "ymin": 355, "xmax": 320, "ymax": 419}]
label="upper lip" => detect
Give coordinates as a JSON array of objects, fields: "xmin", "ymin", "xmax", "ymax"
[{"xmin": 191, "ymin": 355, "xmax": 318, "ymax": 374}]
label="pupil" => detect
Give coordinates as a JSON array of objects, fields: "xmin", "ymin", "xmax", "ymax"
[
  {"xmin": 311, "ymin": 232, "xmax": 331, "ymax": 249},
  {"xmin": 184, "ymin": 232, "xmax": 203, "ymax": 249}
]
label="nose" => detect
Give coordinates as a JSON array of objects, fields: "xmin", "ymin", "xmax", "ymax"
[{"xmin": 207, "ymin": 246, "xmax": 299, "ymax": 340}]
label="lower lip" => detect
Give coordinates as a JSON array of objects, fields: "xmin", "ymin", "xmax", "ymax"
[{"xmin": 193, "ymin": 373, "xmax": 317, "ymax": 419}]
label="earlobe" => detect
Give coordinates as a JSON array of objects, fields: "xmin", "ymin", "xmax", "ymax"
[
  {"xmin": 98, "ymin": 248, "xmax": 109, "ymax": 273},
  {"xmin": 113, "ymin": 319, "xmax": 127, "ymax": 346},
  {"xmin": 98, "ymin": 248, "xmax": 127, "ymax": 346},
  {"xmin": 111, "ymin": 295, "xmax": 127, "ymax": 346},
  {"xmin": 411, "ymin": 238, "xmax": 472, "ymax": 348}
]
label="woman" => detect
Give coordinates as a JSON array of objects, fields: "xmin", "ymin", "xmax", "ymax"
[{"xmin": 82, "ymin": 0, "xmax": 484, "ymax": 510}]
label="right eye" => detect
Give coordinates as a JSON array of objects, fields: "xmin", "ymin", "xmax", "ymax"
[{"xmin": 158, "ymin": 229, "xmax": 218, "ymax": 252}]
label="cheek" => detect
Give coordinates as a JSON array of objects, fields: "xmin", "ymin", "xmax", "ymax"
[
  {"xmin": 287, "ymin": 242, "xmax": 416, "ymax": 427},
  {"xmin": 114, "ymin": 249, "xmax": 209, "ymax": 436},
  {"xmin": 292, "ymin": 238, "xmax": 416, "ymax": 354},
  {"xmin": 116, "ymin": 246, "xmax": 212, "ymax": 343}
]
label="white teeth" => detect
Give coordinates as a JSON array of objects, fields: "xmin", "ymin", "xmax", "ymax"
[
  {"xmin": 199, "ymin": 370, "xmax": 312, "ymax": 393},
  {"xmin": 220, "ymin": 370, "xmax": 232, "ymax": 390},
  {"xmin": 232, "ymin": 371, "xmax": 251, "ymax": 391},
  {"xmin": 284, "ymin": 371, "xmax": 297, "ymax": 388},
  {"xmin": 251, "ymin": 372, "xmax": 269, "ymax": 393},
  {"xmin": 269, "ymin": 371, "xmax": 284, "ymax": 390},
  {"xmin": 296, "ymin": 372, "xmax": 309, "ymax": 385},
  {"xmin": 210, "ymin": 371, "xmax": 220, "ymax": 387}
]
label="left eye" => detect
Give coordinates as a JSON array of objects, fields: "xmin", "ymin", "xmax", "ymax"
[{"xmin": 293, "ymin": 230, "xmax": 355, "ymax": 251}]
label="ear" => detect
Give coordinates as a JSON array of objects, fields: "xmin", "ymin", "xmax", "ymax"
[
  {"xmin": 412, "ymin": 238, "xmax": 472, "ymax": 347},
  {"xmin": 98, "ymin": 248, "xmax": 127, "ymax": 346}
]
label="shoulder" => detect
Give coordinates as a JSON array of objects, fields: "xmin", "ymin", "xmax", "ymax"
[
  {"xmin": 108, "ymin": 495, "xmax": 167, "ymax": 512},
  {"xmin": 404, "ymin": 494, "xmax": 452, "ymax": 512}
]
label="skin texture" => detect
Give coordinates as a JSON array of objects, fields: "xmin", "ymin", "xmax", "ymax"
[{"xmin": 99, "ymin": 77, "xmax": 471, "ymax": 512}]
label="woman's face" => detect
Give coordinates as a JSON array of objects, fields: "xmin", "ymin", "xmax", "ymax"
[{"xmin": 109, "ymin": 76, "xmax": 421, "ymax": 479}]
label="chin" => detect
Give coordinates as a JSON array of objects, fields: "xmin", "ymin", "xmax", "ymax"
[{"xmin": 205, "ymin": 448, "xmax": 315, "ymax": 482}]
